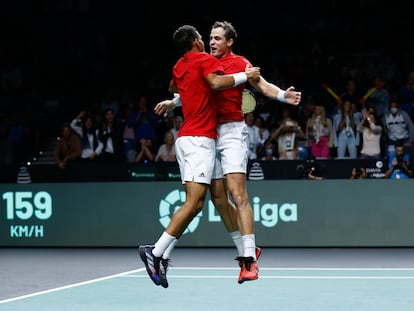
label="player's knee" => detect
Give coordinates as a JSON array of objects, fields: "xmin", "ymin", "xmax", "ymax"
[{"xmin": 232, "ymin": 193, "xmax": 248, "ymax": 208}]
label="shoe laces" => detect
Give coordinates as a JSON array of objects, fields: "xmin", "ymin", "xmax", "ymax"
[{"xmin": 160, "ymin": 258, "xmax": 172, "ymax": 273}]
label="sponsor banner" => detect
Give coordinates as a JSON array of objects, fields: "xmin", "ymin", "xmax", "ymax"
[{"xmin": 1, "ymin": 180, "xmax": 413, "ymax": 247}]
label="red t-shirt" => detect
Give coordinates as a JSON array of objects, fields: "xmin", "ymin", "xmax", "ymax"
[
  {"xmin": 172, "ymin": 51, "xmax": 223, "ymax": 139},
  {"xmin": 216, "ymin": 52, "xmax": 252, "ymax": 123}
]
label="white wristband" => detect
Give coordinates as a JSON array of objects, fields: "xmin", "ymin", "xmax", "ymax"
[
  {"xmin": 277, "ymin": 90, "xmax": 286, "ymax": 102},
  {"xmin": 232, "ymin": 72, "xmax": 247, "ymax": 86},
  {"xmin": 172, "ymin": 93, "xmax": 182, "ymax": 107}
]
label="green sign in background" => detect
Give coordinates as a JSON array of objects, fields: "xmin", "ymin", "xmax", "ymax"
[{"xmin": 0, "ymin": 180, "xmax": 413, "ymax": 247}]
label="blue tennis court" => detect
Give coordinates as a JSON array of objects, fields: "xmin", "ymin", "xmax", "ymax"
[{"xmin": 1, "ymin": 248, "xmax": 414, "ymax": 310}]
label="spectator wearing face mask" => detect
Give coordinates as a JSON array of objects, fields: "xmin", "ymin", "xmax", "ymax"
[
  {"xmin": 382, "ymin": 99, "xmax": 414, "ymax": 156},
  {"xmin": 260, "ymin": 141, "xmax": 277, "ymax": 160}
]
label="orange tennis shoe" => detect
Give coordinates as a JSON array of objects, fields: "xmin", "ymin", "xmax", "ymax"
[{"xmin": 236, "ymin": 256, "xmax": 259, "ymax": 284}]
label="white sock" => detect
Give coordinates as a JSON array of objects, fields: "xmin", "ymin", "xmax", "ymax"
[
  {"xmin": 153, "ymin": 231, "xmax": 176, "ymax": 258},
  {"xmin": 230, "ymin": 231, "xmax": 244, "ymax": 256},
  {"xmin": 162, "ymin": 238, "xmax": 178, "ymax": 260},
  {"xmin": 242, "ymin": 234, "xmax": 256, "ymax": 260}
]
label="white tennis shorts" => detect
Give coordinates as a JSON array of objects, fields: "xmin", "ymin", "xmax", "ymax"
[
  {"xmin": 213, "ymin": 121, "xmax": 249, "ymax": 179},
  {"xmin": 175, "ymin": 136, "xmax": 216, "ymax": 185}
]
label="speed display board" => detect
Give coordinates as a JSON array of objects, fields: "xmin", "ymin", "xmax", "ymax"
[{"xmin": 1, "ymin": 180, "xmax": 413, "ymax": 247}]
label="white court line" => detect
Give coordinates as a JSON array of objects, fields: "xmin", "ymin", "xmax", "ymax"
[
  {"xmin": 127, "ymin": 275, "xmax": 414, "ymax": 280},
  {"xmin": 148, "ymin": 267, "xmax": 414, "ymax": 271},
  {"xmin": 0, "ymin": 268, "xmax": 146, "ymax": 304},
  {"xmin": 3, "ymin": 267, "xmax": 414, "ymax": 304},
  {"xmin": 122, "ymin": 267, "xmax": 414, "ymax": 279}
]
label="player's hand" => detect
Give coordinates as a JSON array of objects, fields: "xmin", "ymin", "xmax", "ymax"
[
  {"xmin": 245, "ymin": 65, "xmax": 261, "ymax": 81},
  {"xmin": 284, "ymin": 86, "xmax": 301, "ymax": 106},
  {"xmin": 154, "ymin": 99, "xmax": 176, "ymax": 117}
]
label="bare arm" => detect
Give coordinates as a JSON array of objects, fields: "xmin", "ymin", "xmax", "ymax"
[
  {"xmin": 205, "ymin": 66, "xmax": 260, "ymax": 90},
  {"xmin": 155, "ymin": 66, "xmax": 260, "ymax": 116},
  {"xmin": 249, "ymin": 76, "xmax": 301, "ymax": 106}
]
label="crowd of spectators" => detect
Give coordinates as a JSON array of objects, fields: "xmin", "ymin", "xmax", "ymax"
[{"xmin": 1, "ymin": 1, "xmax": 414, "ymax": 181}]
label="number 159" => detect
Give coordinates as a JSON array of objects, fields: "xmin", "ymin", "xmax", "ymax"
[{"xmin": 2, "ymin": 191, "xmax": 52, "ymax": 220}]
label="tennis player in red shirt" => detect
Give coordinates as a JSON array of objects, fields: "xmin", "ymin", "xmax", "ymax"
[
  {"xmin": 154, "ymin": 21, "xmax": 301, "ymax": 284},
  {"xmin": 208, "ymin": 21, "xmax": 301, "ymax": 284},
  {"xmin": 139, "ymin": 24, "xmax": 260, "ymax": 288}
]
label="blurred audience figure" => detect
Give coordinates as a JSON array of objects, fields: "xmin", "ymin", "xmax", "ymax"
[
  {"xmin": 297, "ymin": 94, "xmax": 316, "ymax": 131},
  {"xmin": 398, "ymin": 71, "xmax": 414, "ymax": 118},
  {"xmin": 130, "ymin": 95, "xmax": 158, "ymax": 142},
  {"xmin": 270, "ymin": 118, "xmax": 304, "ymax": 160},
  {"xmin": 382, "ymin": 99, "xmax": 414, "ymax": 156},
  {"xmin": 350, "ymin": 167, "xmax": 367, "ymax": 179},
  {"xmin": 97, "ymin": 108, "xmax": 125, "ymax": 162},
  {"xmin": 254, "ymin": 92, "xmax": 278, "ymax": 127},
  {"xmin": 134, "ymin": 138, "xmax": 155, "ymax": 164},
  {"xmin": 384, "ymin": 139, "xmax": 413, "ymax": 179},
  {"xmin": 245, "ymin": 112, "xmax": 261, "ymax": 161},
  {"xmin": 254, "ymin": 115, "xmax": 270, "ymax": 146},
  {"xmin": 70, "ymin": 111, "xmax": 103, "ymax": 161},
  {"xmin": 53, "ymin": 122, "xmax": 81, "ymax": 169},
  {"xmin": 125, "ymin": 95, "xmax": 158, "ymax": 162},
  {"xmin": 357, "ymin": 107, "xmax": 383, "ymax": 159},
  {"xmin": 362, "ymin": 76, "xmax": 389, "ymax": 119},
  {"xmin": 170, "ymin": 115, "xmax": 183, "ymax": 141},
  {"xmin": 299, "ymin": 155, "xmax": 325, "ymax": 180},
  {"xmin": 155, "ymin": 130, "xmax": 176, "ymax": 162},
  {"xmin": 332, "ymin": 99, "xmax": 360, "ymax": 159},
  {"xmin": 339, "ymin": 78, "xmax": 364, "ymax": 112},
  {"xmin": 260, "ymin": 141, "xmax": 277, "ymax": 160},
  {"xmin": 305, "ymin": 104, "xmax": 333, "ymax": 159},
  {"xmin": 121, "ymin": 103, "xmax": 136, "ymax": 162}
]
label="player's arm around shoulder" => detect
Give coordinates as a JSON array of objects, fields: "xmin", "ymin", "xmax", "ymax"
[{"xmin": 206, "ymin": 66, "xmax": 261, "ymax": 90}]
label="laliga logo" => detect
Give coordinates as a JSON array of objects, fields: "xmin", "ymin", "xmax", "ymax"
[
  {"xmin": 159, "ymin": 189, "xmax": 298, "ymax": 235},
  {"xmin": 158, "ymin": 189, "xmax": 202, "ymax": 235}
]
